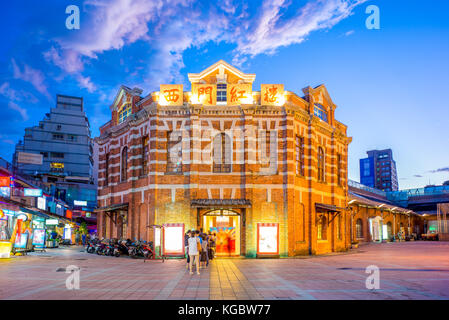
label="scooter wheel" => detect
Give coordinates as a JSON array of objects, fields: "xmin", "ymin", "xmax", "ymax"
[{"xmin": 115, "ymin": 252, "xmax": 120, "ymax": 257}]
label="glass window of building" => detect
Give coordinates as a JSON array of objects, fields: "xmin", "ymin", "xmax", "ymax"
[
  {"xmin": 314, "ymin": 103, "xmax": 328, "ymax": 122},
  {"xmin": 317, "ymin": 147, "xmax": 325, "ymax": 182},
  {"xmin": 217, "ymin": 84, "xmax": 227, "ymax": 102},
  {"xmin": 213, "ymin": 132, "xmax": 231, "ymax": 173},
  {"xmin": 337, "ymin": 153, "xmax": 342, "ymax": 186},
  {"xmin": 118, "ymin": 103, "xmax": 132, "ymax": 124},
  {"xmin": 105, "ymin": 153, "xmax": 109, "ymax": 185},
  {"xmin": 166, "ymin": 131, "xmax": 182, "ymax": 174},
  {"xmin": 295, "ymin": 135, "xmax": 305, "ymax": 176},
  {"xmin": 142, "ymin": 136, "xmax": 149, "ymax": 176},
  {"xmin": 121, "ymin": 147, "xmax": 127, "ymax": 182}
]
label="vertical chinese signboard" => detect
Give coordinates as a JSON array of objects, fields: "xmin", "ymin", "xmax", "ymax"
[
  {"xmin": 261, "ymin": 84, "xmax": 284, "ymax": 106},
  {"xmin": 191, "ymin": 83, "xmax": 216, "ymax": 105},
  {"xmin": 159, "ymin": 84, "xmax": 183, "ymax": 106},
  {"xmin": 227, "ymin": 83, "xmax": 253, "ymax": 105},
  {"xmin": 257, "ymin": 223, "xmax": 279, "ymax": 256}
]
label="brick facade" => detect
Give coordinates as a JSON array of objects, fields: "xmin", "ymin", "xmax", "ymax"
[{"xmin": 95, "ymin": 61, "xmax": 352, "ymax": 257}]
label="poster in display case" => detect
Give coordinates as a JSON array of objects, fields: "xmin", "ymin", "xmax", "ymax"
[
  {"xmin": 32, "ymin": 229, "xmax": 46, "ymax": 248},
  {"xmin": 257, "ymin": 223, "xmax": 279, "ymax": 255},
  {"xmin": 162, "ymin": 223, "xmax": 184, "ymax": 256},
  {"xmin": 14, "ymin": 233, "xmax": 29, "ymax": 249}
]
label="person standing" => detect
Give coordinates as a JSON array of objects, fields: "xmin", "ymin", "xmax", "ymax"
[
  {"xmin": 188, "ymin": 231, "xmax": 200, "ymax": 275},
  {"xmin": 201, "ymin": 234, "xmax": 209, "ymax": 268},
  {"xmin": 185, "ymin": 230, "xmax": 191, "ymax": 269}
]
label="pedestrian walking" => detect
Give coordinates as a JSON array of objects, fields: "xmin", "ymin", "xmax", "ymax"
[
  {"xmin": 200, "ymin": 234, "xmax": 209, "ymax": 268},
  {"xmin": 185, "ymin": 230, "xmax": 191, "ymax": 269},
  {"xmin": 82, "ymin": 233, "xmax": 86, "ymax": 246},
  {"xmin": 188, "ymin": 231, "xmax": 201, "ymax": 275}
]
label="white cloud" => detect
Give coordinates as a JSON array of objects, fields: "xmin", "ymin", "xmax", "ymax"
[
  {"xmin": 11, "ymin": 59, "xmax": 51, "ymax": 99},
  {"xmin": 8, "ymin": 101, "xmax": 29, "ymax": 121},
  {"xmin": 76, "ymin": 74, "xmax": 97, "ymax": 93},
  {"xmin": 46, "ymin": 0, "xmax": 365, "ymax": 88},
  {"xmin": 0, "ymin": 82, "xmax": 39, "ymax": 104}
]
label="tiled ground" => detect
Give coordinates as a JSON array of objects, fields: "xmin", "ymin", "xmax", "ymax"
[{"xmin": 1, "ymin": 241, "xmax": 449, "ymax": 300}]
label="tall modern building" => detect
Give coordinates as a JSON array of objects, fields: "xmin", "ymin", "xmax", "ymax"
[
  {"xmin": 13, "ymin": 95, "xmax": 97, "ymax": 224},
  {"xmin": 14, "ymin": 94, "xmax": 93, "ymax": 180},
  {"xmin": 360, "ymin": 149, "xmax": 398, "ymax": 191}
]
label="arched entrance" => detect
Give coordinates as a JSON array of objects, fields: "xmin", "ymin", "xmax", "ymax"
[{"xmin": 202, "ymin": 209, "xmax": 241, "ymax": 256}]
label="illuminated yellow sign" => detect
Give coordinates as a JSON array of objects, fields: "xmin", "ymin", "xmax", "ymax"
[
  {"xmin": 261, "ymin": 84, "xmax": 285, "ymax": 106},
  {"xmin": 50, "ymin": 162, "xmax": 64, "ymax": 169},
  {"xmin": 227, "ymin": 83, "xmax": 253, "ymax": 105},
  {"xmin": 159, "ymin": 84, "xmax": 183, "ymax": 106},
  {"xmin": 191, "ymin": 84, "xmax": 216, "ymax": 105}
]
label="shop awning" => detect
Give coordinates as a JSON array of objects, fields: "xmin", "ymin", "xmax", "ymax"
[
  {"xmin": 94, "ymin": 203, "xmax": 128, "ymax": 213},
  {"xmin": 315, "ymin": 203, "xmax": 344, "ymax": 213},
  {"xmin": 19, "ymin": 207, "xmax": 51, "ymax": 219},
  {"xmin": 191, "ymin": 199, "xmax": 252, "ymax": 208}
]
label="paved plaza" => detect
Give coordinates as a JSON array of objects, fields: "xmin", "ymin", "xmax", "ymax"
[{"xmin": 0, "ymin": 242, "xmax": 448, "ymax": 300}]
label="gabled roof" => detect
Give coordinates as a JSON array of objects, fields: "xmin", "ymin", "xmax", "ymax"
[
  {"xmin": 110, "ymin": 85, "xmax": 143, "ymax": 111},
  {"xmin": 302, "ymin": 84, "xmax": 336, "ymax": 109},
  {"xmin": 188, "ymin": 60, "xmax": 256, "ymax": 84}
]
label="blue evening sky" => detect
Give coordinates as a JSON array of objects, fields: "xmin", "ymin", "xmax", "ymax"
[{"xmin": 0, "ymin": 0, "xmax": 448, "ymax": 189}]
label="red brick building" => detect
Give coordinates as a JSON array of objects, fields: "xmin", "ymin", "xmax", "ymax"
[{"xmin": 95, "ymin": 60, "xmax": 352, "ymax": 257}]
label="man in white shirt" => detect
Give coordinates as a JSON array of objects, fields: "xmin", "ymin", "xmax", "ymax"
[{"xmin": 188, "ymin": 231, "xmax": 201, "ymax": 275}]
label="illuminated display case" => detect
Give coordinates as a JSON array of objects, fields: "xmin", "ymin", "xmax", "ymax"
[
  {"xmin": 162, "ymin": 223, "xmax": 184, "ymax": 256},
  {"xmin": 257, "ymin": 223, "xmax": 279, "ymax": 256}
]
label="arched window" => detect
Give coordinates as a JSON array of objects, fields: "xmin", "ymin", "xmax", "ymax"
[
  {"xmin": 356, "ymin": 218, "xmax": 363, "ymax": 238},
  {"xmin": 213, "ymin": 132, "xmax": 231, "ymax": 173},
  {"xmin": 105, "ymin": 153, "xmax": 110, "ymax": 186},
  {"xmin": 317, "ymin": 215, "xmax": 327, "ymax": 240},
  {"xmin": 337, "ymin": 153, "xmax": 342, "ymax": 186},
  {"xmin": 118, "ymin": 103, "xmax": 132, "ymax": 124},
  {"xmin": 314, "ymin": 103, "xmax": 328, "ymax": 122},
  {"xmin": 318, "ymin": 147, "xmax": 325, "ymax": 182},
  {"xmin": 167, "ymin": 131, "xmax": 182, "ymax": 173},
  {"xmin": 121, "ymin": 147, "xmax": 127, "ymax": 182}
]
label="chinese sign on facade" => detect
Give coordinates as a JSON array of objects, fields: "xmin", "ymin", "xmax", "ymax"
[
  {"xmin": 227, "ymin": 83, "xmax": 253, "ymax": 105},
  {"xmin": 261, "ymin": 84, "xmax": 284, "ymax": 106},
  {"xmin": 159, "ymin": 84, "xmax": 183, "ymax": 106},
  {"xmin": 191, "ymin": 84, "xmax": 216, "ymax": 105}
]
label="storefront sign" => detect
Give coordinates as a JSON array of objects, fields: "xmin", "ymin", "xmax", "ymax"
[
  {"xmin": 163, "ymin": 223, "xmax": 184, "ymax": 256},
  {"xmin": 261, "ymin": 84, "xmax": 285, "ymax": 106},
  {"xmin": 66, "ymin": 210, "xmax": 72, "ymax": 219},
  {"xmin": 32, "ymin": 229, "xmax": 46, "ymax": 248},
  {"xmin": 17, "ymin": 152, "xmax": 43, "ymax": 165},
  {"xmin": 50, "ymin": 162, "xmax": 64, "ymax": 169},
  {"xmin": 257, "ymin": 223, "xmax": 279, "ymax": 255},
  {"xmin": 17, "ymin": 213, "xmax": 29, "ymax": 221},
  {"xmin": 0, "ymin": 177, "xmax": 11, "ymax": 187},
  {"xmin": 24, "ymin": 188, "xmax": 43, "ymax": 197},
  {"xmin": 63, "ymin": 225, "xmax": 72, "ymax": 241},
  {"xmin": 46, "ymin": 219, "xmax": 59, "ymax": 225},
  {"xmin": 37, "ymin": 197, "xmax": 46, "ymax": 210},
  {"xmin": 159, "ymin": 84, "xmax": 183, "ymax": 106},
  {"xmin": 227, "ymin": 83, "xmax": 253, "ymax": 105},
  {"xmin": 0, "ymin": 187, "xmax": 10, "ymax": 197},
  {"xmin": 191, "ymin": 84, "xmax": 216, "ymax": 105},
  {"xmin": 74, "ymin": 200, "xmax": 87, "ymax": 206}
]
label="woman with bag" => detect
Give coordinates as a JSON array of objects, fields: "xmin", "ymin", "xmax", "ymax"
[{"xmin": 188, "ymin": 230, "xmax": 201, "ymax": 275}]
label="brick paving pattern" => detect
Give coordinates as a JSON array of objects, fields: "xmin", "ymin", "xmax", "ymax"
[{"xmin": 1, "ymin": 242, "xmax": 449, "ymax": 300}]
